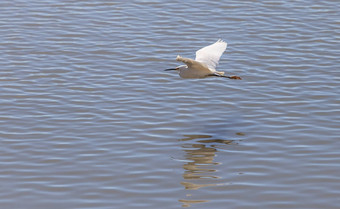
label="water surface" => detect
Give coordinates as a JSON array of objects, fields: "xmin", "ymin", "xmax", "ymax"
[{"xmin": 0, "ymin": 0, "xmax": 339, "ymax": 208}]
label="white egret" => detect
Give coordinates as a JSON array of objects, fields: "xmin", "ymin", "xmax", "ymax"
[{"xmin": 165, "ymin": 39, "xmax": 241, "ymax": 79}]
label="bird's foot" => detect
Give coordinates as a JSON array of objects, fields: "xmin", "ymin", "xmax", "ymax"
[{"xmin": 229, "ymin": 75, "xmax": 242, "ymax": 80}]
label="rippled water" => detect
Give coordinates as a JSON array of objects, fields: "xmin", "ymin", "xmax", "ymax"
[{"xmin": 0, "ymin": 0, "xmax": 339, "ymax": 208}]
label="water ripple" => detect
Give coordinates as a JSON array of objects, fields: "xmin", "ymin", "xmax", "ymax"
[{"xmin": 0, "ymin": 0, "xmax": 339, "ymax": 208}]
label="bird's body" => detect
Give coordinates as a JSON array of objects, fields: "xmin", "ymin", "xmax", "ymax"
[
  {"xmin": 175, "ymin": 56, "xmax": 224, "ymax": 79},
  {"xmin": 165, "ymin": 39, "xmax": 241, "ymax": 80}
]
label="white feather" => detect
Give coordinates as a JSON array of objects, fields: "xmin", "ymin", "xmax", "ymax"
[{"xmin": 195, "ymin": 39, "xmax": 227, "ymax": 71}]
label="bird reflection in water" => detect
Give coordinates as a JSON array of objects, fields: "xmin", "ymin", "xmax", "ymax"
[{"xmin": 178, "ymin": 134, "xmax": 234, "ymax": 207}]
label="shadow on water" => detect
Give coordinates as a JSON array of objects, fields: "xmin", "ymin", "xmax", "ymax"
[{"xmin": 177, "ymin": 134, "xmax": 236, "ymax": 208}]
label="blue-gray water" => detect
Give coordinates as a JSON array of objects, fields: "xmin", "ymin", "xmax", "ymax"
[{"xmin": 0, "ymin": 0, "xmax": 339, "ymax": 208}]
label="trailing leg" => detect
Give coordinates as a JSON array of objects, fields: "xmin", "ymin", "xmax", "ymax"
[{"xmin": 208, "ymin": 73, "xmax": 241, "ymax": 80}]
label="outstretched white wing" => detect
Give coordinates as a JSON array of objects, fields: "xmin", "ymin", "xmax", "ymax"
[{"xmin": 195, "ymin": 39, "xmax": 227, "ymax": 71}]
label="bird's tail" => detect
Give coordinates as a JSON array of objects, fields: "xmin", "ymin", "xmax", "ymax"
[{"xmin": 216, "ymin": 71, "xmax": 225, "ymax": 76}]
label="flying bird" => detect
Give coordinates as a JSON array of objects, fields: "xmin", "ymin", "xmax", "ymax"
[{"xmin": 165, "ymin": 39, "xmax": 241, "ymax": 79}]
